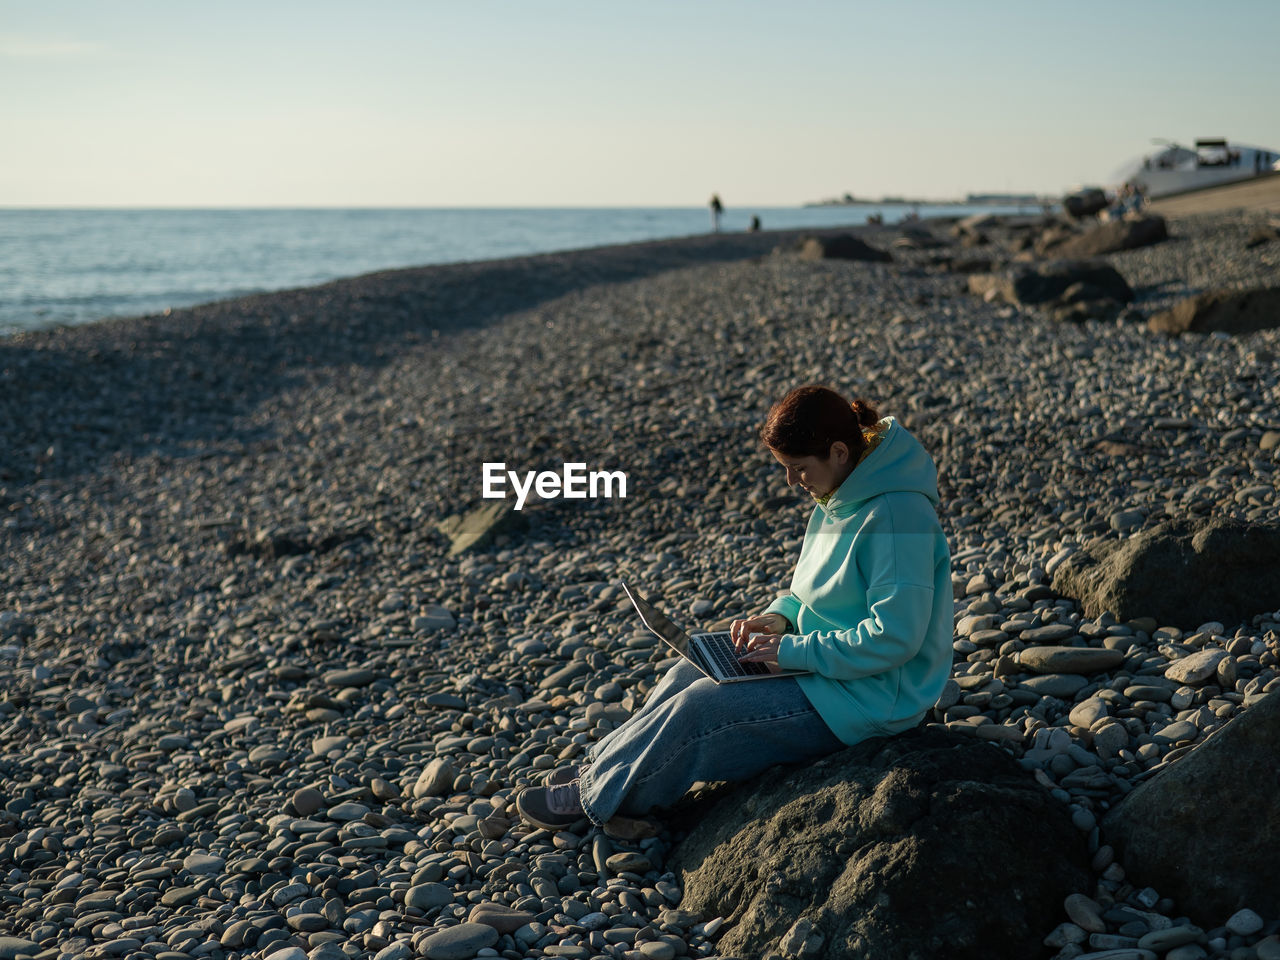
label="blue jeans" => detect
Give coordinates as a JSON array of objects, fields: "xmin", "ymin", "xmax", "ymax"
[{"xmin": 578, "ymin": 659, "xmax": 845, "ymax": 825}]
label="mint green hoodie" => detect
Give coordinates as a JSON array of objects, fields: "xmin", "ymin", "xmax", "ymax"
[{"xmin": 768, "ymin": 417, "xmax": 952, "ymax": 745}]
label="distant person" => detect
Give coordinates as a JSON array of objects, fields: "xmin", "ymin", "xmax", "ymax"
[
  {"xmin": 749, "ymin": 215, "xmax": 761, "ymax": 232},
  {"xmin": 709, "ymin": 194, "xmax": 724, "ymax": 232},
  {"xmin": 1108, "ymin": 184, "xmax": 1132, "ymax": 220},
  {"xmin": 1113, "ymin": 182, "xmax": 1144, "ymax": 218}
]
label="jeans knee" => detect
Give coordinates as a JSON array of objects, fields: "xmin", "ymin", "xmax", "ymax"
[
  {"xmin": 669, "ymin": 659, "xmax": 703, "ymax": 686},
  {"xmin": 672, "ymin": 675, "xmax": 721, "ymax": 707}
]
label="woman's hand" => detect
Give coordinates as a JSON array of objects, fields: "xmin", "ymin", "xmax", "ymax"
[
  {"xmin": 736, "ymin": 632, "xmax": 782, "ymax": 673},
  {"xmin": 729, "ymin": 612, "xmax": 788, "ymax": 652}
]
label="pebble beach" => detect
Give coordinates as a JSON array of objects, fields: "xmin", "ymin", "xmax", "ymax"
[{"xmin": 3, "ymin": 209, "xmax": 1280, "ymax": 960}]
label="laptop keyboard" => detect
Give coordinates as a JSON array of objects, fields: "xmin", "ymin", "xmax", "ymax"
[{"xmin": 697, "ymin": 632, "xmax": 773, "ymax": 677}]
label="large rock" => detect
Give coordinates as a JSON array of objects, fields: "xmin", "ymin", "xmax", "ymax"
[
  {"xmin": 435, "ymin": 501, "xmax": 528, "ymax": 556},
  {"xmin": 940, "ymin": 254, "xmax": 996, "ymax": 275},
  {"xmin": 1051, "ymin": 518, "xmax": 1280, "ymax": 629},
  {"xmin": 891, "ymin": 226, "xmax": 948, "ymax": 250},
  {"xmin": 951, "ymin": 213, "xmax": 1002, "ymax": 237},
  {"xmin": 968, "ymin": 260, "xmax": 1133, "ymax": 307},
  {"xmin": 1148, "ymin": 287, "xmax": 1280, "ymax": 336},
  {"xmin": 669, "ymin": 728, "xmax": 1089, "ymax": 960},
  {"xmin": 1062, "ymin": 187, "xmax": 1108, "ymax": 219},
  {"xmin": 1245, "ymin": 224, "xmax": 1280, "ymax": 248},
  {"xmin": 796, "ymin": 234, "xmax": 892, "ymax": 263},
  {"xmin": 1040, "ymin": 215, "xmax": 1168, "ymax": 257},
  {"xmin": 1103, "ymin": 691, "xmax": 1280, "ymax": 926},
  {"xmin": 1032, "ymin": 220, "xmax": 1080, "ymax": 254},
  {"xmin": 224, "ymin": 524, "xmax": 366, "ymax": 560}
]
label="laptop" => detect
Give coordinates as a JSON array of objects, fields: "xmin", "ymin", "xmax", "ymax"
[{"xmin": 620, "ymin": 581, "xmax": 812, "ymax": 684}]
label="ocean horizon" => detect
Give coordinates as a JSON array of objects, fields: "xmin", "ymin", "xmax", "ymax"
[{"xmin": 0, "ymin": 203, "xmax": 1044, "ymax": 336}]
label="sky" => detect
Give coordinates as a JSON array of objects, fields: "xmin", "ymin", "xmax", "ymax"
[{"xmin": 3, "ymin": 0, "xmax": 1279, "ymax": 207}]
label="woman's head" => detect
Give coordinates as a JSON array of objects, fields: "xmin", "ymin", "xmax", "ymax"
[{"xmin": 760, "ymin": 385, "xmax": 880, "ymax": 498}]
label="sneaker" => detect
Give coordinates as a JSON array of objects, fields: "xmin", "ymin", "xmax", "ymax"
[
  {"xmin": 517, "ymin": 780, "xmax": 586, "ymax": 830},
  {"xmin": 544, "ymin": 763, "xmax": 588, "ymax": 787}
]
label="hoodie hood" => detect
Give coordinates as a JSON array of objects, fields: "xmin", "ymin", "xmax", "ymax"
[{"xmin": 817, "ymin": 417, "xmax": 940, "ymax": 520}]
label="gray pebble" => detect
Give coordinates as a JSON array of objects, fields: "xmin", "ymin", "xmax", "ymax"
[
  {"xmin": 1225, "ymin": 908, "xmax": 1264, "ymax": 936},
  {"xmin": 417, "ymin": 922, "xmax": 499, "ymax": 960}
]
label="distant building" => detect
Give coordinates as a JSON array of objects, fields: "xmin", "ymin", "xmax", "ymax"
[{"xmin": 965, "ymin": 192, "xmax": 1042, "ymax": 204}]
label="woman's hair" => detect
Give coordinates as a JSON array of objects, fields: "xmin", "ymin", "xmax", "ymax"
[{"xmin": 759, "ymin": 385, "xmax": 881, "ymax": 459}]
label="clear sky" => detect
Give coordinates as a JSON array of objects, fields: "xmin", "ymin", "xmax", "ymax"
[{"xmin": 3, "ymin": 0, "xmax": 1278, "ymax": 207}]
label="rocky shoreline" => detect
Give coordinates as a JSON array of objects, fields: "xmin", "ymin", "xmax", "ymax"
[{"xmin": 2, "ymin": 210, "xmax": 1280, "ymax": 960}]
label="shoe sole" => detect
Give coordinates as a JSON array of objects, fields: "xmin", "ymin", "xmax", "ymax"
[{"xmin": 515, "ymin": 789, "xmax": 586, "ymax": 832}]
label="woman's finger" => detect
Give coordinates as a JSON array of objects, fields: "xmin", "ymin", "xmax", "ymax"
[{"xmin": 739, "ymin": 637, "xmax": 779, "ymax": 662}]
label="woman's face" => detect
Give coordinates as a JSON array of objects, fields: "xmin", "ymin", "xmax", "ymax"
[{"xmin": 770, "ymin": 443, "xmax": 851, "ymax": 499}]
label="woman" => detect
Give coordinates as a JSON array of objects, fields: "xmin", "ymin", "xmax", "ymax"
[{"xmin": 516, "ymin": 384, "xmax": 953, "ymax": 831}]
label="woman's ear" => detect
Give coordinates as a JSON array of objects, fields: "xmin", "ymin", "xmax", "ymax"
[{"xmin": 828, "ymin": 441, "xmax": 850, "ymax": 464}]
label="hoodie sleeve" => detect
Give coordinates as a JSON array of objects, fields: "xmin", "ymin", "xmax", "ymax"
[
  {"xmin": 763, "ymin": 592, "xmax": 801, "ymax": 631},
  {"xmin": 775, "ymin": 505, "xmax": 939, "ymax": 680}
]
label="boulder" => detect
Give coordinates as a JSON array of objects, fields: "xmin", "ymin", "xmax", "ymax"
[
  {"xmin": 435, "ymin": 500, "xmax": 528, "ymax": 556},
  {"xmin": 1103, "ymin": 691, "xmax": 1280, "ymax": 926},
  {"xmin": 1062, "ymin": 187, "xmax": 1108, "ymax": 219},
  {"xmin": 224, "ymin": 524, "xmax": 366, "ymax": 560},
  {"xmin": 932, "ymin": 254, "xmax": 994, "ymax": 275},
  {"xmin": 1244, "ymin": 224, "xmax": 1280, "ymax": 248},
  {"xmin": 892, "ymin": 226, "xmax": 949, "ymax": 250},
  {"xmin": 669, "ymin": 728, "xmax": 1090, "ymax": 960},
  {"xmin": 951, "ymin": 213, "xmax": 1002, "ymax": 237},
  {"xmin": 1033, "ymin": 220, "xmax": 1080, "ymax": 255},
  {"xmin": 1042, "ymin": 281, "xmax": 1131, "ymax": 324},
  {"xmin": 1148, "ymin": 287, "xmax": 1280, "ymax": 336},
  {"xmin": 1007, "ymin": 232, "xmax": 1036, "ymax": 253},
  {"xmin": 968, "ymin": 260, "xmax": 1133, "ymax": 309},
  {"xmin": 950, "ymin": 255, "xmax": 997, "ymax": 274},
  {"xmin": 1051, "ymin": 518, "xmax": 1280, "ymax": 629},
  {"xmin": 1041, "ymin": 215, "xmax": 1168, "ymax": 258},
  {"xmin": 796, "ymin": 235, "xmax": 892, "ymax": 263}
]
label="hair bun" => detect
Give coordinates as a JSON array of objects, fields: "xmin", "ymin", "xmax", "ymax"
[{"xmin": 850, "ymin": 397, "xmax": 881, "ymax": 428}]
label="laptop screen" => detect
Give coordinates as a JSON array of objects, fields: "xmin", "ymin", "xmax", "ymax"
[{"xmin": 622, "ymin": 584, "xmax": 691, "ymax": 656}]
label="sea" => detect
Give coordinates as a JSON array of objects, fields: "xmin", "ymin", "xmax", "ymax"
[{"xmin": 0, "ymin": 204, "xmax": 1045, "ymax": 336}]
